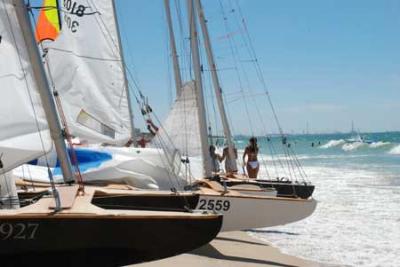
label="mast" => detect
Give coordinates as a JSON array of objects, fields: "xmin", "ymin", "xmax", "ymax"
[
  {"xmin": 187, "ymin": 0, "xmax": 212, "ymax": 177},
  {"xmin": 194, "ymin": 0, "xmax": 237, "ymax": 171},
  {"xmin": 164, "ymin": 0, "xmax": 183, "ymax": 97},
  {"xmin": 111, "ymin": 0, "xmax": 136, "ymax": 145},
  {"xmin": 14, "ymin": 0, "xmax": 75, "ymax": 184}
]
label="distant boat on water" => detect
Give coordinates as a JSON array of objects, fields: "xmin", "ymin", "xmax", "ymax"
[{"xmin": 345, "ymin": 121, "xmax": 373, "ymax": 144}]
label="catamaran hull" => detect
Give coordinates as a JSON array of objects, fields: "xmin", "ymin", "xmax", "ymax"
[
  {"xmin": 91, "ymin": 192, "xmax": 200, "ymax": 212},
  {"xmin": 196, "ymin": 194, "xmax": 316, "ymax": 232},
  {"xmin": 0, "ymin": 215, "xmax": 222, "ymax": 266},
  {"xmin": 225, "ymin": 180, "xmax": 315, "ymax": 199}
]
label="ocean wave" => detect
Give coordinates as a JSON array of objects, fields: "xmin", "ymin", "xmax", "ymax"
[
  {"xmin": 388, "ymin": 145, "xmax": 400, "ymax": 155},
  {"xmin": 342, "ymin": 142, "xmax": 366, "ymax": 151},
  {"xmin": 320, "ymin": 139, "xmax": 345, "ymax": 149},
  {"xmin": 252, "ymin": 164, "xmax": 400, "ymax": 267},
  {"xmin": 342, "ymin": 141, "xmax": 393, "ymax": 151},
  {"xmin": 368, "ymin": 141, "xmax": 391, "ymax": 148}
]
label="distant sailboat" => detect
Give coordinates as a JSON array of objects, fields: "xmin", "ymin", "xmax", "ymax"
[
  {"xmin": 345, "ymin": 121, "xmax": 372, "ymax": 144},
  {"xmin": 0, "ymin": 1, "xmax": 222, "ymax": 265}
]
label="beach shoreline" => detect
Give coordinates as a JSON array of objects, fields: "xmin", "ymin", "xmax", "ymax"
[{"xmin": 134, "ymin": 231, "xmax": 335, "ymax": 267}]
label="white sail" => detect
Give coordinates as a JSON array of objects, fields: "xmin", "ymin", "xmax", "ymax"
[
  {"xmin": 44, "ymin": 0, "xmax": 131, "ymax": 145},
  {"xmin": 153, "ymin": 81, "xmax": 202, "ymax": 158},
  {"xmin": 0, "ymin": 0, "xmax": 52, "ymax": 173}
]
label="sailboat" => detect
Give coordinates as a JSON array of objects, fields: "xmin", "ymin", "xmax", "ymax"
[
  {"xmin": 0, "ymin": 1, "xmax": 222, "ymax": 265},
  {"xmin": 14, "ymin": 0, "xmax": 205, "ymax": 213},
  {"xmin": 187, "ymin": 0, "xmax": 314, "ymax": 199},
  {"xmin": 15, "ymin": 0, "xmax": 315, "ymax": 232},
  {"xmin": 13, "ymin": 0, "xmax": 186, "ymax": 190},
  {"xmin": 151, "ymin": 0, "xmax": 317, "ymax": 232},
  {"xmin": 345, "ymin": 121, "xmax": 372, "ymax": 144}
]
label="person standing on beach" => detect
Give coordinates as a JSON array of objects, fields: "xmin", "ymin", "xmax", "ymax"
[
  {"xmin": 209, "ymin": 145, "xmax": 222, "ymax": 173},
  {"xmin": 221, "ymin": 145, "xmax": 238, "ymax": 176},
  {"xmin": 243, "ymin": 137, "xmax": 260, "ymax": 178}
]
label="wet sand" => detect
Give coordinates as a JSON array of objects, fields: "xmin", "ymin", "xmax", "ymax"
[{"xmin": 134, "ymin": 231, "xmax": 332, "ymax": 267}]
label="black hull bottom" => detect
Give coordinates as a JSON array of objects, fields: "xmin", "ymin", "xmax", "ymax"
[
  {"xmin": 0, "ymin": 216, "xmax": 222, "ymax": 266},
  {"xmin": 91, "ymin": 193, "xmax": 199, "ymax": 212},
  {"xmin": 225, "ymin": 180, "xmax": 315, "ymax": 199},
  {"xmin": 18, "ymin": 192, "xmax": 200, "ymax": 212}
]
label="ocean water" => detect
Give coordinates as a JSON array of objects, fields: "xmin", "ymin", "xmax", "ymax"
[{"xmin": 234, "ymin": 132, "xmax": 400, "ymax": 267}]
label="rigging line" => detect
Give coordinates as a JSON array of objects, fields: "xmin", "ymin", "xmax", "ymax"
[
  {"xmin": 149, "ymin": 112, "xmax": 192, "ymax": 196},
  {"xmin": 30, "ymin": 8, "xmax": 84, "ymax": 191},
  {"xmin": 163, "ymin": 9, "xmax": 174, "ymax": 107},
  {"xmin": 264, "ymin": 138, "xmax": 281, "ymax": 177},
  {"xmin": 174, "ymin": 0, "xmax": 190, "ymax": 81},
  {"xmin": 182, "ymin": 82, "xmax": 192, "ymax": 183},
  {"xmin": 86, "ymin": 0, "xmax": 147, "ymax": 125},
  {"xmin": 231, "ymin": 0, "xmax": 284, "ymax": 137},
  {"xmin": 137, "ymin": 99, "xmax": 190, "ymax": 193},
  {"xmin": 216, "ymin": 0, "xmax": 254, "ymax": 136},
  {"xmin": 207, "ymin": 68, "xmax": 220, "ymax": 144},
  {"xmin": 226, "ymin": 0, "xmax": 276, "ymax": 140},
  {"xmin": 220, "ymin": 1, "xmax": 270, "ymax": 141},
  {"xmin": 114, "ymin": 4, "xmax": 146, "ymax": 112},
  {"xmin": 87, "ymin": 0, "xmax": 129, "ymax": 107},
  {"xmin": 197, "ymin": 35, "xmax": 213, "ymax": 142},
  {"xmin": 145, "ymin": 124, "xmax": 182, "ymax": 191},
  {"xmin": 228, "ymin": 1, "xmax": 302, "ymax": 178},
  {"xmin": 4, "ymin": 2, "xmax": 56, "ymax": 199}
]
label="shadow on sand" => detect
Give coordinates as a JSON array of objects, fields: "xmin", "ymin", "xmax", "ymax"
[{"xmin": 190, "ymin": 241, "xmax": 299, "ymax": 267}]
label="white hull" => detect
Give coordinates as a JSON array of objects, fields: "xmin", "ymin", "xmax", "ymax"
[
  {"xmin": 196, "ymin": 194, "xmax": 317, "ymax": 232},
  {"xmin": 228, "ymin": 184, "xmax": 277, "ymax": 197}
]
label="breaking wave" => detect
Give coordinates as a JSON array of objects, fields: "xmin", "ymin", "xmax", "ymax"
[
  {"xmin": 369, "ymin": 141, "xmax": 391, "ymax": 148},
  {"xmin": 322, "ymin": 140, "xmax": 394, "ymax": 152},
  {"xmin": 342, "ymin": 142, "xmax": 366, "ymax": 151},
  {"xmin": 388, "ymin": 145, "xmax": 400, "ymax": 155},
  {"xmin": 320, "ymin": 139, "xmax": 345, "ymax": 149}
]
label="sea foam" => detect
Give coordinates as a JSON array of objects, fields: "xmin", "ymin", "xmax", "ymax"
[
  {"xmin": 342, "ymin": 142, "xmax": 365, "ymax": 151},
  {"xmin": 388, "ymin": 144, "xmax": 400, "ymax": 155},
  {"xmin": 320, "ymin": 139, "xmax": 345, "ymax": 149},
  {"xmin": 369, "ymin": 141, "xmax": 391, "ymax": 148},
  {"xmin": 252, "ymin": 165, "xmax": 400, "ymax": 267}
]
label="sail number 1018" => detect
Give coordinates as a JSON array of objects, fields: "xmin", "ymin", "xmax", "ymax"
[{"xmin": 198, "ymin": 199, "xmax": 230, "ymax": 211}]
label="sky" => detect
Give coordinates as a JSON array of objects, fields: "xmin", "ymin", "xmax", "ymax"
[
  {"xmin": 114, "ymin": 0, "xmax": 400, "ymax": 135},
  {"xmin": 32, "ymin": 0, "xmax": 400, "ymax": 134}
]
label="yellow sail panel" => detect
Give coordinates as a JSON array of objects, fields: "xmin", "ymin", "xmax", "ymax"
[{"xmin": 35, "ymin": 0, "xmax": 61, "ymax": 43}]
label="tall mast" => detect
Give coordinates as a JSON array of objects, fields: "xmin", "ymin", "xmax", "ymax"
[
  {"xmin": 164, "ymin": 0, "xmax": 183, "ymax": 97},
  {"xmin": 14, "ymin": 0, "xmax": 74, "ymax": 184},
  {"xmin": 111, "ymin": 0, "xmax": 136, "ymax": 145},
  {"xmin": 194, "ymin": 0, "xmax": 237, "ymax": 171},
  {"xmin": 187, "ymin": 0, "xmax": 212, "ymax": 177}
]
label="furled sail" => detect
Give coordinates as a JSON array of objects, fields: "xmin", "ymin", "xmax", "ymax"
[
  {"xmin": 42, "ymin": 0, "xmax": 132, "ymax": 145},
  {"xmin": 0, "ymin": 0, "xmax": 52, "ymax": 173},
  {"xmin": 152, "ymin": 81, "xmax": 202, "ymax": 158}
]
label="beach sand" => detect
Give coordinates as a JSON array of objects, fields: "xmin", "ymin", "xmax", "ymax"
[{"xmin": 134, "ymin": 231, "xmax": 330, "ymax": 267}]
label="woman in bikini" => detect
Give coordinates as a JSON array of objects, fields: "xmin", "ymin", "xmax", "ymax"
[{"xmin": 243, "ymin": 137, "xmax": 259, "ymax": 178}]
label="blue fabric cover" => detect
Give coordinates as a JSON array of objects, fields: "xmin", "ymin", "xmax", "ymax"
[{"xmin": 28, "ymin": 148, "xmax": 112, "ymax": 175}]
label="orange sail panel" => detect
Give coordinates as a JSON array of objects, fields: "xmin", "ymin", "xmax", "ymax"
[{"xmin": 35, "ymin": 0, "xmax": 61, "ymax": 43}]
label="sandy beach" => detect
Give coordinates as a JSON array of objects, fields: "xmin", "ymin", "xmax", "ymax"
[{"xmin": 134, "ymin": 231, "xmax": 330, "ymax": 267}]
